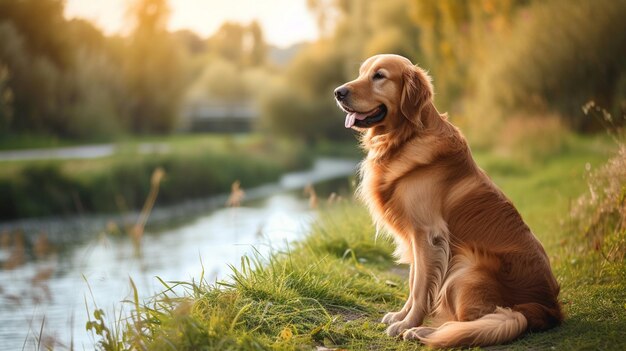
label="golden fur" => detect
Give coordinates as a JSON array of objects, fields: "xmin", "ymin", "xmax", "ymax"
[{"xmin": 334, "ymin": 54, "xmax": 562, "ymax": 347}]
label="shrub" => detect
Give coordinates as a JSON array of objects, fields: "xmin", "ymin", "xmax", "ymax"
[{"xmin": 0, "ymin": 164, "xmax": 86, "ymax": 218}]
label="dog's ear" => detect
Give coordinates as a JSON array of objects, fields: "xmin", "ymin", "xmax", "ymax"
[{"xmin": 400, "ymin": 65, "xmax": 433, "ymax": 128}]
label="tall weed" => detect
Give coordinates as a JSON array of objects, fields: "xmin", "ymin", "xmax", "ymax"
[{"xmin": 568, "ymin": 106, "xmax": 626, "ymax": 281}]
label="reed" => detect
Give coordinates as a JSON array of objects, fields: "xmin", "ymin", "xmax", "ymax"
[{"xmin": 129, "ymin": 167, "xmax": 165, "ymax": 254}]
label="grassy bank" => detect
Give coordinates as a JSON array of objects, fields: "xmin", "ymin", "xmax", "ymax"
[
  {"xmin": 0, "ymin": 134, "xmax": 313, "ymax": 220},
  {"xmin": 90, "ymin": 135, "xmax": 625, "ymax": 350}
]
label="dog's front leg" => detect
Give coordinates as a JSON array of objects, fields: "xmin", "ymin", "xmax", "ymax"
[
  {"xmin": 382, "ymin": 263, "xmax": 414, "ymax": 324},
  {"xmin": 386, "ymin": 230, "xmax": 448, "ymax": 337}
]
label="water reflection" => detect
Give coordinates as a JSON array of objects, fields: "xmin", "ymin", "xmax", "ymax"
[{"xmin": 0, "ymin": 194, "xmax": 314, "ymax": 351}]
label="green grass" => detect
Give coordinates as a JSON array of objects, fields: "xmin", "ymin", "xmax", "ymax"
[
  {"xmin": 0, "ymin": 133, "xmax": 87, "ymax": 151},
  {"xmin": 90, "ymin": 135, "xmax": 625, "ymax": 350},
  {"xmin": 0, "ymin": 134, "xmax": 313, "ymax": 219}
]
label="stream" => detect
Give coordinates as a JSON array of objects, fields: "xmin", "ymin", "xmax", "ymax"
[{"xmin": 0, "ymin": 158, "xmax": 358, "ymax": 351}]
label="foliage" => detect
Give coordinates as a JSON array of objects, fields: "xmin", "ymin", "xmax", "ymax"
[
  {"xmin": 0, "ymin": 15, "xmax": 64, "ymax": 134},
  {"xmin": 0, "ymin": 0, "xmax": 130, "ymax": 138},
  {"xmin": 208, "ymin": 21, "xmax": 267, "ymax": 67},
  {"xmin": 260, "ymin": 41, "xmax": 350, "ymax": 142},
  {"xmin": 408, "ymin": 0, "xmax": 529, "ymax": 108},
  {"xmin": 471, "ymin": 0, "xmax": 626, "ymax": 134},
  {"xmin": 187, "ymin": 58, "xmax": 253, "ymax": 103},
  {"xmin": 0, "ymin": 0, "xmax": 271, "ymax": 140},
  {"xmin": 86, "ymin": 308, "xmax": 124, "ymax": 351},
  {"xmin": 124, "ymin": 0, "xmax": 185, "ymax": 133},
  {"xmin": 63, "ymin": 46, "xmax": 128, "ymax": 138},
  {"xmin": 0, "ymin": 62, "xmax": 12, "ymax": 129},
  {"xmin": 0, "ymin": 163, "xmax": 81, "ymax": 219}
]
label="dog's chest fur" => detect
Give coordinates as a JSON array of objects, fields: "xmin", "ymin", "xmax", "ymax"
[{"xmin": 357, "ymin": 134, "xmax": 450, "ymax": 241}]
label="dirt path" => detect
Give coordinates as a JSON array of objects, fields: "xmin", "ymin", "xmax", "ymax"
[{"xmin": 0, "ymin": 144, "xmax": 115, "ymax": 161}]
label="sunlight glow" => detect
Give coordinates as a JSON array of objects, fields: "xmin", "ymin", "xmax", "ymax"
[{"xmin": 64, "ymin": 0, "xmax": 319, "ymax": 47}]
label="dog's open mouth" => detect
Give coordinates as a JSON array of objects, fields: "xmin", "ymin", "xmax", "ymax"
[{"xmin": 343, "ymin": 104, "xmax": 387, "ymax": 129}]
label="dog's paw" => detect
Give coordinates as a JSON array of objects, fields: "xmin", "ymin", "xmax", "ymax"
[
  {"xmin": 386, "ymin": 320, "xmax": 414, "ymax": 337},
  {"xmin": 381, "ymin": 311, "xmax": 406, "ymax": 324},
  {"xmin": 402, "ymin": 326, "xmax": 436, "ymax": 342}
]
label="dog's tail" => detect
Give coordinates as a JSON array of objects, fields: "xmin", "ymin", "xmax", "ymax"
[
  {"xmin": 412, "ymin": 307, "xmax": 527, "ymax": 348},
  {"xmin": 412, "ymin": 302, "xmax": 562, "ymax": 347}
]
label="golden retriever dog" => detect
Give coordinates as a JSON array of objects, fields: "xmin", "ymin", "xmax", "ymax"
[{"xmin": 334, "ymin": 54, "xmax": 562, "ymax": 347}]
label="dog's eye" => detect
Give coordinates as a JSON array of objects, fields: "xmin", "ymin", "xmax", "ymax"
[{"xmin": 372, "ymin": 71, "xmax": 385, "ymax": 81}]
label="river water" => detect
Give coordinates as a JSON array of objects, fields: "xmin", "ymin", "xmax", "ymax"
[{"xmin": 0, "ymin": 158, "xmax": 357, "ymax": 350}]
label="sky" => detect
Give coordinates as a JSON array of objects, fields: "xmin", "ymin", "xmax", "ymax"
[{"xmin": 64, "ymin": 0, "xmax": 320, "ymax": 48}]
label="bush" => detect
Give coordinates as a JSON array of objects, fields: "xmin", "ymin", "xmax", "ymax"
[{"xmin": 0, "ymin": 164, "xmax": 86, "ymax": 218}]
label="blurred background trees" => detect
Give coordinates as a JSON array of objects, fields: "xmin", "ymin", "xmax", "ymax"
[
  {"xmin": 125, "ymin": 0, "xmax": 184, "ymax": 133},
  {"xmin": 0, "ymin": 0, "xmax": 624, "ymax": 144},
  {"xmin": 473, "ymin": 0, "xmax": 626, "ymax": 132},
  {"xmin": 270, "ymin": 0, "xmax": 626, "ymax": 143},
  {"xmin": 0, "ymin": 0, "xmax": 78, "ymax": 136}
]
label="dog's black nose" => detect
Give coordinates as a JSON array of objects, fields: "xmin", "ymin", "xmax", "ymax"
[{"xmin": 334, "ymin": 86, "xmax": 349, "ymax": 101}]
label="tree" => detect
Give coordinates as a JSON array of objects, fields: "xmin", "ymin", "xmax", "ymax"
[
  {"xmin": 0, "ymin": 63, "xmax": 12, "ymax": 131},
  {"xmin": 260, "ymin": 42, "xmax": 349, "ymax": 142},
  {"xmin": 0, "ymin": 0, "xmax": 73, "ymax": 135},
  {"xmin": 409, "ymin": 0, "xmax": 529, "ymax": 109},
  {"xmin": 246, "ymin": 21, "xmax": 266, "ymax": 66},
  {"xmin": 209, "ymin": 22, "xmax": 246, "ymax": 64},
  {"xmin": 188, "ymin": 58, "xmax": 247, "ymax": 103},
  {"xmin": 0, "ymin": 0, "xmax": 73, "ymax": 69},
  {"xmin": 473, "ymin": 0, "xmax": 626, "ymax": 131},
  {"xmin": 125, "ymin": 0, "xmax": 184, "ymax": 133},
  {"xmin": 306, "ymin": 0, "xmax": 339, "ymax": 38}
]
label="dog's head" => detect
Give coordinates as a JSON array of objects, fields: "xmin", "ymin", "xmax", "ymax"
[{"xmin": 334, "ymin": 54, "xmax": 433, "ymax": 133}]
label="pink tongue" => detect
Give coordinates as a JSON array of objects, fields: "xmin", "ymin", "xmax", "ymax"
[
  {"xmin": 345, "ymin": 113, "xmax": 355, "ymax": 128},
  {"xmin": 344, "ymin": 111, "xmax": 371, "ymax": 128}
]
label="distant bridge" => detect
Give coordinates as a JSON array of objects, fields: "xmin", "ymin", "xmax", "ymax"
[{"xmin": 183, "ymin": 102, "xmax": 258, "ymax": 132}]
